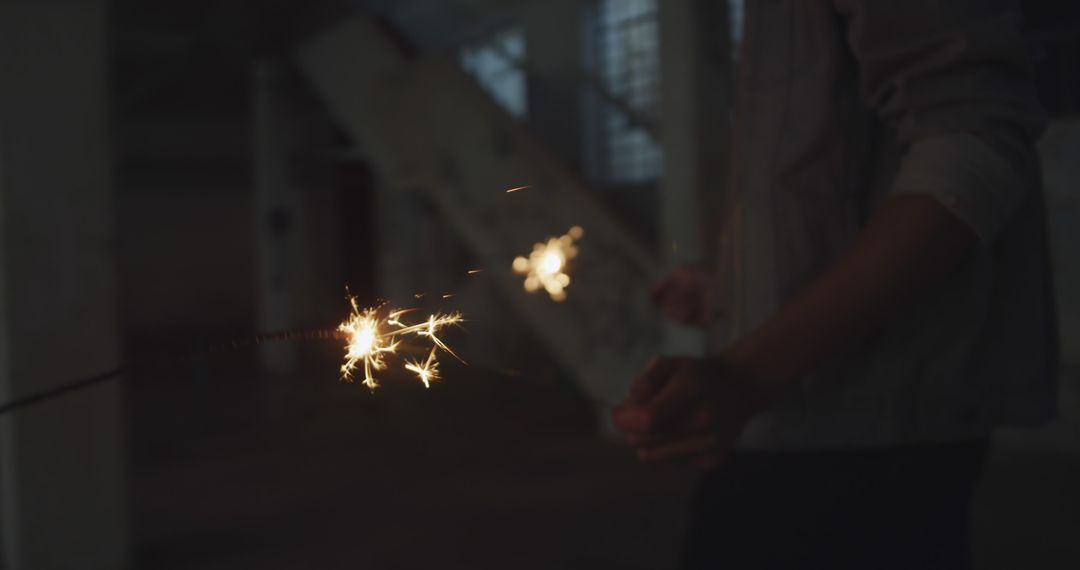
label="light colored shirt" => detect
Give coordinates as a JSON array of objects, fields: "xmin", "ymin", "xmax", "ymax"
[{"xmin": 712, "ymin": 0, "xmax": 1058, "ymax": 449}]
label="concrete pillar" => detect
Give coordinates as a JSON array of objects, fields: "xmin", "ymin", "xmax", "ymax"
[
  {"xmin": 522, "ymin": 0, "xmax": 585, "ymax": 171},
  {"xmin": 989, "ymin": 119, "xmax": 1080, "ymax": 455},
  {"xmin": 252, "ymin": 60, "xmax": 299, "ymax": 378},
  {"xmin": 1039, "ymin": 119, "xmax": 1080, "ymax": 453},
  {"xmin": 1039, "ymin": 119, "xmax": 1080, "ymax": 370},
  {"xmin": 657, "ymin": 0, "xmax": 734, "ymax": 354},
  {"xmin": 0, "ymin": 0, "xmax": 129, "ymax": 567}
]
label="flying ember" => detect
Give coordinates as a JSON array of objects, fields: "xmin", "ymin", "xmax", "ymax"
[
  {"xmin": 512, "ymin": 226, "xmax": 584, "ymax": 302},
  {"xmin": 337, "ymin": 296, "xmax": 464, "ymax": 389}
]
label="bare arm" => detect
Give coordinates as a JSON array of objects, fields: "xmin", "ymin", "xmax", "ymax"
[
  {"xmin": 613, "ymin": 0, "xmax": 1045, "ymax": 464},
  {"xmin": 730, "ymin": 0, "xmax": 1045, "ymax": 392},
  {"xmin": 613, "ymin": 193, "xmax": 979, "ymax": 461},
  {"xmin": 725, "ymin": 193, "xmax": 976, "ymax": 398}
]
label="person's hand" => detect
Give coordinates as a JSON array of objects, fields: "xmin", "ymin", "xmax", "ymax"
[
  {"xmin": 611, "ymin": 355, "xmax": 772, "ymax": 469},
  {"xmin": 650, "ymin": 264, "xmax": 711, "ymax": 327}
]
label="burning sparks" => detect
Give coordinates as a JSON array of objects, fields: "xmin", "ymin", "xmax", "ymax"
[
  {"xmin": 337, "ymin": 297, "xmax": 464, "ymax": 389},
  {"xmin": 404, "ymin": 347, "xmax": 440, "ymax": 388},
  {"xmin": 505, "ymin": 185, "xmax": 531, "ymax": 193},
  {"xmin": 512, "ymin": 226, "xmax": 584, "ymax": 302}
]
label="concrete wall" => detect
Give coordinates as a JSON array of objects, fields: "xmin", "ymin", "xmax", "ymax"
[
  {"xmin": 0, "ymin": 0, "xmax": 129, "ymax": 567},
  {"xmin": 657, "ymin": 0, "xmax": 734, "ymax": 356},
  {"xmin": 1041, "ymin": 119, "xmax": 1080, "ymax": 369},
  {"xmin": 522, "ymin": 0, "xmax": 585, "ymax": 173},
  {"xmin": 115, "ymin": 116, "xmax": 257, "ymax": 336},
  {"xmin": 993, "ymin": 118, "xmax": 1080, "ymax": 454}
]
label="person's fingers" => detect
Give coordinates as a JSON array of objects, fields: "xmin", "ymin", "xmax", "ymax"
[
  {"xmin": 649, "ymin": 266, "xmax": 687, "ymax": 304},
  {"xmin": 625, "ymin": 356, "xmax": 680, "ymax": 405},
  {"xmin": 640, "ymin": 367, "xmax": 700, "ymax": 429},
  {"xmin": 612, "ymin": 399, "xmax": 667, "ymax": 434},
  {"xmin": 628, "ymin": 429, "xmax": 701, "ymax": 448},
  {"xmin": 625, "ymin": 406, "xmax": 715, "ymax": 446},
  {"xmin": 657, "ymin": 287, "xmax": 699, "ymax": 321},
  {"xmin": 652, "ymin": 265, "xmax": 691, "ymax": 290},
  {"xmin": 650, "ymin": 265, "xmax": 699, "ymax": 315},
  {"xmin": 649, "ymin": 278, "xmax": 672, "ymax": 305},
  {"xmin": 637, "ymin": 432, "xmax": 719, "ymax": 462},
  {"xmin": 690, "ymin": 453, "xmax": 725, "ymax": 471},
  {"xmin": 611, "ymin": 406, "xmax": 633, "ymax": 434},
  {"xmin": 676, "ymin": 304, "xmax": 698, "ymax": 324},
  {"xmin": 615, "ymin": 365, "xmax": 699, "ymax": 433}
]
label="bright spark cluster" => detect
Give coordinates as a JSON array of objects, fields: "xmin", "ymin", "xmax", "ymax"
[
  {"xmin": 337, "ymin": 297, "xmax": 464, "ymax": 389},
  {"xmin": 512, "ymin": 226, "xmax": 584, "ymax": 302}
]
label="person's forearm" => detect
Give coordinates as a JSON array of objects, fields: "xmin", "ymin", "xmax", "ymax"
[{"xmin": 724, "ymin": 193, "xmax": 979, "ymax": 395}]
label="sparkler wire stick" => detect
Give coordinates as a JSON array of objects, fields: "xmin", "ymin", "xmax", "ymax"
[
  {"xmin": 0, "ymin": 327, "xmax": 340, "ymax": 416},
  {"xmin": 0, "ymin": 348, "xmax": 617, "ymax": 416},
  {"xmin": 0, "ymin": 307, "xmax": 622, "ymax": 414},
  {"xmin": 0, "ymin": 291, "xmax": 469, "ymax": 415},
  {"xmin": 0, "ymin": 367, "xmax": 126, "ymax": 416}
]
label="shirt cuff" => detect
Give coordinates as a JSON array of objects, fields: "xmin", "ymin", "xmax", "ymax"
[{"xmin": 891, "ymin": 133, "xmax": 1028, "ymax": 244}]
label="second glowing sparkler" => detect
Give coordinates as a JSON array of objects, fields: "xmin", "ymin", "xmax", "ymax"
[
  {"xmin": 338, "ymin": 188, "xmax": 585, "ymax": 388},
  {"xmin": 512, "ymin": 226, "xmax": 584, "ymax": 302}
]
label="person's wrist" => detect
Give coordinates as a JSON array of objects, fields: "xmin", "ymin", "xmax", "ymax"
[
  {"xmin": 696, "ymin": 358, "xmax": 774, "ymax": 417},
  {"xmin": 715, "ymin": 337, "xmax": 792, "ymax": 414}
]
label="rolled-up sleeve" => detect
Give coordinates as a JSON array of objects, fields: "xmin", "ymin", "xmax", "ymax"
[{"xmin": 833, "ymin": 0, "xmax": 1046, "ymax": 243}]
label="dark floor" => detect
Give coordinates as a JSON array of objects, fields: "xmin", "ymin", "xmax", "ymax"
[
  {"xmin": 128, "ymin": 342, "xmax": 695, "ymax": 569},
  {"xmin": 973, "ymin": 449, "xmax": 1080, "ymax": 570},
  {"xmin": 128, "ymin": 342, "xmax": 1080, "ymax": 570},
  {"xmin": 973, "ymin": 376, "xmax": 1080, "ymax": 570}
]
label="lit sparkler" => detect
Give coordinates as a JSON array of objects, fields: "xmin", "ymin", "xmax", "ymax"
[
  {"xmin": 512, "ymin": 226, "xmax": 584, "ymax": 302},
  {"xmin": 337, "ymin": 297, "xmax": 464, "ymax": 389}
]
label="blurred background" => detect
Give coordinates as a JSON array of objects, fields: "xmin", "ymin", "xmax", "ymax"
[{"xmin": 0, "ymin": 0, "xmax": 1077, "ymax": 568}]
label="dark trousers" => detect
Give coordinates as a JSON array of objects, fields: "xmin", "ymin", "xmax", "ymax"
[{"xmin": 683, "ymin": 439, "xmax": 988, "ymax": 570}]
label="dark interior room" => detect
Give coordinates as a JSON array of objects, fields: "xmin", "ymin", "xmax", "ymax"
[{"xmin": 1, "ymin": 1, "xmax": 1078, "ymax": 568}]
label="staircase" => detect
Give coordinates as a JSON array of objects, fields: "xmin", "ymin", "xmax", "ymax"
[{"xmin": 295, "ymin": 16, "xmax": 663, "ymax": 402}]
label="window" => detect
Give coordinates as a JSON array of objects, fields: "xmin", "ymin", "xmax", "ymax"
[
  {"xmin": 460, "ymin": 28, "xmax": 528, "ymax": 119},
  {"xmin": 584, "ymin": 0, "xmax": 662, "ymax": 184},
  {"xmin": 729, "ymin": 0, "xmax": 745, "ymax": 53}
]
